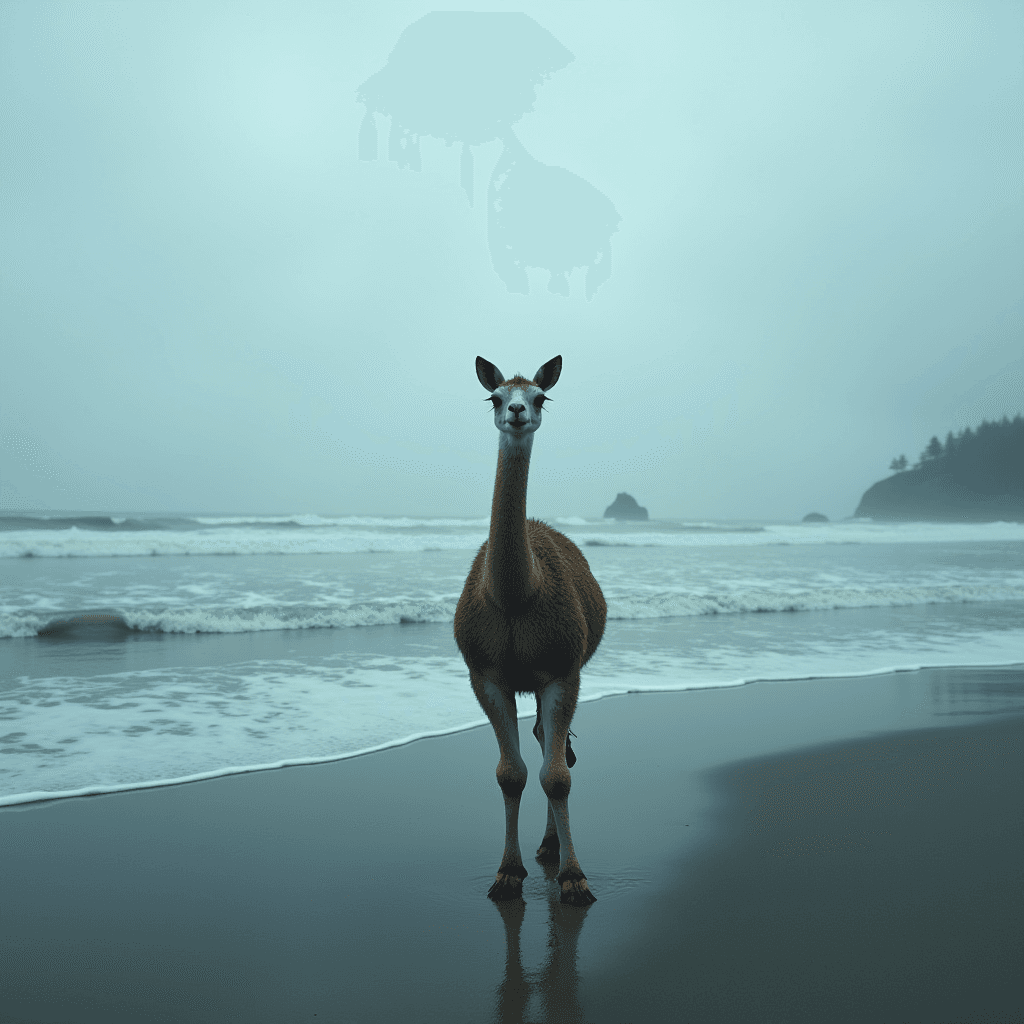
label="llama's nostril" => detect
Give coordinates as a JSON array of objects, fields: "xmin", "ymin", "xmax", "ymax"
[{"xmin": 509, "ymin": 404, "xmax": 526, "ymax": 417}]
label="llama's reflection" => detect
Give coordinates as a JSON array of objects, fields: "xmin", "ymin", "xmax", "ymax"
[
  {"xmin": 357, "ymin": 11, "xmax": 619, "ymax": 300},
  {"xmin": 491, "ymin": 862, "xmax": 593, "ymax": 1024}
]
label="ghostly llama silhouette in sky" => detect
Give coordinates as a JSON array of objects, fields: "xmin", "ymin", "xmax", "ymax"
[{"xmin": 356, "ymin": 12, "xmax": 620, "ymax": 299}]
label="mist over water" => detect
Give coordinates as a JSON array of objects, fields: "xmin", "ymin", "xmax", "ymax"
[{"xmin": 2, "ymin": 3, "xmax": 1021, "ymax": 519}]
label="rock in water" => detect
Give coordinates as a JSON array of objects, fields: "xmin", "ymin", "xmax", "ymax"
[
  {"xmin": 802, "ymin": 512, "xmax": 828, "ymax": 523},
  {"xmin": 603, "ymin": 493, "xmax": 648, "ymax": 520}
]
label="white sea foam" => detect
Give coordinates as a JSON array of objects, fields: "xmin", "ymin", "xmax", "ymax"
[
  {"xmin": 191, "ymin": 514, "xmax": 492, "ymax": 529},
  {"xmin": 2, "ymin": 614, "xmax": 1022, "ymax": 808},
  {"xmin": 0, "ymin": 527, "xmax": 486, "ymax": 559},
  {"xmin": 3, "ymin": 580, "xmax": 1023, "ymax": 639},
  {"xmin": 605, "ymin": 582, "xmax": 1024, "ymax": 618},
  {"xmin": 581, "ymin": 521, "xmax": 1024, "ymax": 547},
  {"xmin": 2, "ymin": 518, "xmax": 1022, "ymax": 559}
]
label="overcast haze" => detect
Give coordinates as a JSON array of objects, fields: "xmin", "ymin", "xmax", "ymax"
[{"xmin": 1, "ymin": 1, "xmax": 1021, "ymax": 520}]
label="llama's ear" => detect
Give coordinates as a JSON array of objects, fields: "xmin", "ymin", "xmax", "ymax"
[
  {"xmin": 476, "ymin": 357, "xmax": 505, "ymax": 391},
  {"xmin": 533, "ymin": 355, "xmax": 562, "ymax": 391}
]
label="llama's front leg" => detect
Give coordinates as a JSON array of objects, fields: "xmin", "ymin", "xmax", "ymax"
[
  {"xmin": 475, "ymin": 677, "xmax": 529, "ymax": 901},
  {"xmin": 539, "ymin": 680, "xmax": 597, "ymax": 905},
  {"xmin": 533, "ymin": 704, "xmax": 560, "ymax": 864}
]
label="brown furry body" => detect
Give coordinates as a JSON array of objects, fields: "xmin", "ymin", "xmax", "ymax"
[{"xmin": 454, "ymin": 519, "xmax": 606, "ymax": 693}]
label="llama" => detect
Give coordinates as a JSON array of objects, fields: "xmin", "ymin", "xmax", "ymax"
[{"xmin": 454, "ymin": 355, "xmax": 606, "ymax": 905}]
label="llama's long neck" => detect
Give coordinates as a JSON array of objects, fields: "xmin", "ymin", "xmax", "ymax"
[{"xmin": 484, "ymin": 433, "xmax": 541, "ymax": 609}]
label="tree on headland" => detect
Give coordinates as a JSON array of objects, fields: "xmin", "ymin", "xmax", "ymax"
[
  {"xmin": 916, "ymin": 435, "xmax": 944, "ymax": 466},
  {"xmin": 910, "ymin": 419, "xmax": 1023, "ymax": 471},
  {"xmin": 858, "ymin": 414, "xmax": 1024, "ymax": 522}
]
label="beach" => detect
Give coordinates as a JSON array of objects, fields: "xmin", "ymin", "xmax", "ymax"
[
  {"xmin": 2, "ymin": 664, "xmax": 1021, "ymax": 1023},
  {"xmin": 5, "ymin": 2, "xmax": 1023, "ymax": 1019}
]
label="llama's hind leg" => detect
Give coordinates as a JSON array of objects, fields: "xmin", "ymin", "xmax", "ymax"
[
  {"xmin": 532, "ymin": 699, "xmax": 560, "ymax": 865},
  {"xmin": 539, "ymin": 679, "xmax": 597, "ymax": 905},
  {"xmin": 473, "ymin": 675, "xmax": 529, "ymax": 901}
]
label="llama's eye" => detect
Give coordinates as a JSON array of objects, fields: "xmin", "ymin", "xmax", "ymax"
[
  {"xmin": 534, "ymin": 396, "xmax": 547, "ymax": 409},
  {"xmin": 489, "ymin": 396, "xmax": 502, "ymax": 410}
]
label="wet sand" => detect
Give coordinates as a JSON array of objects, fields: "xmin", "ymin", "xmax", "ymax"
[
  {"xmin": 0, "ymin": 666, "xmax": 1021, "ymax": 1023},
  {"xmin": 583, "ymin": 713, "xmax": 1024, "ymax": 1023}
]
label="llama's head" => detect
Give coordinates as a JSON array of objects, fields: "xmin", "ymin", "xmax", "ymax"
[{"xmin": 476, "ymin": 356, "xmax": 561, "ymax": 439}]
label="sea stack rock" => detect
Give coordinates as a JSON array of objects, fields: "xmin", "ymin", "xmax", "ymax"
[
  {"xmin": 603, "ymin": 492, "xmax": 649, "ymax": 520},
  {"xmin": 802, "ymin": 512, "xmax": 828, "ymax": 523}
]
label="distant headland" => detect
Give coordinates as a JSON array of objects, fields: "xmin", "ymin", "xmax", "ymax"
[
  {"xmin": 855, "ymin": 415, "xmax": 1023, "ymax": 522},
  {"xmin": 603, "ymin": 493, "xmax": 648, "ymax": 521}
]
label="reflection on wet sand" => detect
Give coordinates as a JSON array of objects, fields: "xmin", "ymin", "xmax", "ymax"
[{"xmin": 491, "ymin": 861, "xmax": 592, "ymax": 1024}]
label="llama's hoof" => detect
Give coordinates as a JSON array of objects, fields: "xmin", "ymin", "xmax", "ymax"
[
  {"xmin": 487, "ymin": 871, "xmax": 526, "ymax": 902},
  {"xmin": 558, "ymin": 876, "xmax": 597, "ymax": 906},
  {"xmin": 535, "ymin": 835, "xmax": 560, "ymax": 864}
]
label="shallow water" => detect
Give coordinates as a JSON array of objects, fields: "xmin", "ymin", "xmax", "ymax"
[{"xmin": 1, "ymin": 514, "xmax": 1022, "ymax": 804}]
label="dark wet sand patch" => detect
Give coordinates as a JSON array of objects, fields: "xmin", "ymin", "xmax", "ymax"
[{"xmin": 581, "ymin": 713, "xmax": 1024, "ymax": 1023}]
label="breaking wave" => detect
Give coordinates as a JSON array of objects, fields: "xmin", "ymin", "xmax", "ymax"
[
  {"xmin": 2, "ymin": 518, "xmax": 1023, "ymax": 558},
  {"xmin": 4, "ymin": 581, "xmax": 1023, "ymax": 639}
]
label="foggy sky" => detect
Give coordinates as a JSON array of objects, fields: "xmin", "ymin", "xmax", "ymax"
[{"xmin": 1, "ymin": 1, "xmax": 1021, "ymax": 521}]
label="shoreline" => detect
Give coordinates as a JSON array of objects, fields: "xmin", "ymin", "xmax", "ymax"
[
  {"xmin": 3, "ymin": 658, "xmax": 1022, "ymax": 809},
  {"xmin": 1, "ymin": 665, "xmax": 1022, "ymax": 1022}
]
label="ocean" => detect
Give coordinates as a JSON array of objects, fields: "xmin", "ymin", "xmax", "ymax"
[{"xmin": 1, "ymin": 513, "xmax": 1022, "ymax": 807}]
